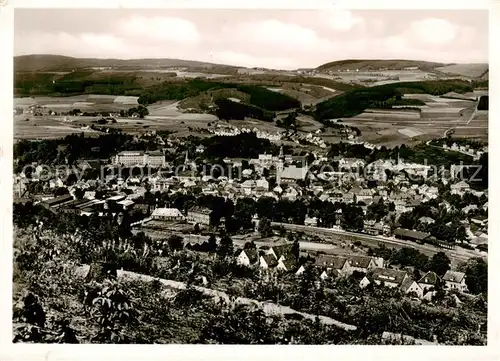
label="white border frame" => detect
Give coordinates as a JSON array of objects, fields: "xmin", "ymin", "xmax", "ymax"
[{"xmin": 1, "ymin": 1, "xmax": 498, "ymax": 360}]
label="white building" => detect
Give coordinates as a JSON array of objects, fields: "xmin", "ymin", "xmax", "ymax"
[
  {"xmin": 151, "ymin": 207, "xmax": 185, "ymax": 221},
  {"xmin": 114, "ymin": 151, "xmax": 165, "ymax": 167},
  {"xmin": 442, "ymin": 271, "xmax": 468, "ymax": 293}
]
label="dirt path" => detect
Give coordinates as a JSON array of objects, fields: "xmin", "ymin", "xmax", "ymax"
[{"xmin": 117, "ymin": 269, "xmax": 357, "ymax": 331}]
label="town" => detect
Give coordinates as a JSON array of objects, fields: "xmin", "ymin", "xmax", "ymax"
[{"xmin": 11, "ymin": 8, "xmax": 489, "ymax": 347}]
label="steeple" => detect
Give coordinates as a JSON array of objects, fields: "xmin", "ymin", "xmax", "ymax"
[
  {"xmin": 279, "ymin": 145, "xmax": 284, "ymax": 160},
  {"xmin": 184, "ymin": 150, "xmax": 189, "ymax": 165}
]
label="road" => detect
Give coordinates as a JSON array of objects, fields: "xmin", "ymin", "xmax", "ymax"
[
  {"xmin": 425, "ymin": 140, "xmax": 477, "ymax": 158},
  {"xmin": 443, "ymin": 101, "xmax": 478, "ymax": 137},
  {"xmin": 272, "ymin": 222, "xmax": 483, "ymax": 263}
]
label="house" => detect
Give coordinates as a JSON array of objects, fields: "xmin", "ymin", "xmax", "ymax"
[
  {"xmin": 463, "ymin": 204, "xmax": 478, "ymax": 214},
  {"xmin": 267, "ymin": 244, "xmax": 292, "ymax": 263},
  {"xmin": 295, "ymin": 265, "xmax": 306, "ymax": 276},
  {"xmin": 277, "ymin": 258, "xmax": 298, "ymax": 273},
  {"xmin": 359, "ymin": 276, "xmax": 371, "ymax": 288},
  {"xmin": 321, "ymin": 268, "xmax": 342, "ymax": 280},
  {"xmin": 371, "ymin": 268, "xmax": 409, "ymax": 288},
  {"xmin": 346, "ymin": 255, "xmax": 377, "ymax": 274},
  {"xmin": 418, "ymin": 216, "xmax": 435, "ymax": 225},
  {"xmin": 151, "ymin": 207, "xmax": 185, "ymax": 221},
  {"xmin": 304, "ymin": 216, "xmax": 318, "ymax": 227},
  {"xmin": 116, "ymin": 199, "xmax": 134, "ymax": 210},
  {"xmin": 364, "ymin": 220, "xmax": 384, "ymax": 235},
  {"xmin": 241, "ymin": 180, "xmax": 257, "ymax": 195},
  {"xmin": 470, "ymin": 215, "xmax": 488, "ymax": 227},
  {"xmin": 256, "ymin": 178, "xmax": 269, "ymax": 191},
  {"xmin": 186, "ymin": 207, "xmax": 211, "ymax": 225},
  {"xmin": 400, "ymin": 278, "xmax": 424, "ymax": 298},
  {"xmin": 357, "ymin": 188, "xmax": 374, "ymax": 203},
  {"xmin": 442, "ymin": 271, "xmax": 468, "ymax": 293},
  {"xmin": 41, "ymin": 194, "xmax": 74, "ymax": 210},
  {"xmin": 450, "ymin": 180, "xmax": 470, "ymax": 195},
  {"xmin": 338, "ymin": 158, "xmax": 366, "ymax": 170},
  {"xmin": 260, "ymin": 254, "xmax": 278, "ymax": 269},
  {"xmin": 314, "ymin": 255, "xmax": 351, "ymax": 276},
  {"xmin": 236, "ymin": 249, "xmax": 259, "ymax": 266},
  {"xmin": 418, "ymin": 271, "xmax": 441, "ymax": 292}
]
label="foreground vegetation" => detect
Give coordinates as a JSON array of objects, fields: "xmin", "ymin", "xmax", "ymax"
[{"xmin": 13, "ymin": 204, "xmax": 487, "ymax": 344}]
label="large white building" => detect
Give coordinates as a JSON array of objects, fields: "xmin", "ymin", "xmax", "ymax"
[{"xmin": 114, "ymin": 151, "xmax": 165, "ymax": 167}]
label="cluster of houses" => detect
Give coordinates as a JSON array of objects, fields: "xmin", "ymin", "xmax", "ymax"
[
  {"xmin": 441, "ymin": 142, "xmax": 487, "ymax": 161},
  {"xmin": 209, "ymin": 124, "xmax": 282, "ymax": 141},
  {"xmin": 236, "ymin": 245, "xmax": 469, "ymax": 300},
  {"xmin": 14, "ymin": 135, "xmax": 487, "ymax": 252}
]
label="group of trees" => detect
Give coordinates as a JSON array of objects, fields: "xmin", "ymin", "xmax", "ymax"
[
  {"xmin": 137, "ymin": 79, "xmax": 300, "ymax": 111},
  {"xmin": 13, "ymin": 191, "xmax": 487, "ymax": 344},
  {"xmin": 200, "ymin": 131, "xmax": 278, "ymax": 159},
  {"xmin": 118, "ymin": 105, "xmax": 149, "ymax": 118},
  {"xmin": 214, "ymin": 98, "xmax": 275, "ymax": 122},
  {"xmin": 13, "ymin": 132, "xmax": 164, "ymax": 170},
  {"xmin": 15, "ymin": 71, "xmax": 141, "ymax": 96}
]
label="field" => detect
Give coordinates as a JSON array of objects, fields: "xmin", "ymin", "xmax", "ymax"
[
  {"xmin": 14, "ymin": 95, "xmax": 218, "ymax": 140},
  {"xmin": 434, "ymin": 63, "xmax": 489, "ymax": 78},
  {"xmin": 343, "ymin": 93, "xmax": 487, "ymax": 147}
]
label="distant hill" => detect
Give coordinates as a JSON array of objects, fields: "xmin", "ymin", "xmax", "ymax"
[
  {"xmin": 316, "ymin": 59, "xmax": 489, "ymax": 79},
  {"xmin": 14, "ymin": 54, "xmax": 237, "ymax": 72},
  {"xmin": 316, "ymin": 59, "xmax": 449, "ymax": 72}
]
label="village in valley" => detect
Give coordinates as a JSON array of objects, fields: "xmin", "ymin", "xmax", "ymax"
[{"xmin": 11, "ymin": 9, "xmax": 489, "ymax": 346}]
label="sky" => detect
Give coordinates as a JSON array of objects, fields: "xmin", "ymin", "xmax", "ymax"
[{"xmin": 14, "ymin": 9, "xmax": 489, "ymax": 70}]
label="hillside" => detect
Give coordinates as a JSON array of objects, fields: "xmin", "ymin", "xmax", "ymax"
[
  {"xmin": 316, "ymin": 59, "xmax": 448, "ymax": 72},
  {"xmin": 14, "ymin": 54, "xmax": 236, "ymax": 72},
  {"xmin": 434, "ymin": 63, "xmax": 489, "ymax": 78},
  {"xmin": 314, "ymin": 79, "xmax": 477, "ymax": 121}
]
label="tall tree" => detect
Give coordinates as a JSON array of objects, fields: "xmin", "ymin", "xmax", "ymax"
[
  {"xmin": 291, "ymin": 239, "xmax": 300, "ymax": 263},
  {"xmin": 258, "ymin": 217, "xmax": 273, "ymax": 238},
  {"xmin": 427, "ymin": 252, "xmax": 451, "ymax": 276}
]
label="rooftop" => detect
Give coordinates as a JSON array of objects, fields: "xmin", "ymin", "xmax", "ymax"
[{"xmin": 442, "ymin": 270, "xmax": 466, "ymax": 283}]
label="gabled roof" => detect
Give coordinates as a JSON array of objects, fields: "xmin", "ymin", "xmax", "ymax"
[
  {"xmin": 400, "ymin": 278, "xmax": 419, "ymax": 293},
  {"xmin": 270, "ymin": 244, "xmax": 292, "ymax": 260},
  {"xmin": 418, "ymin": 271, "xmax": 440, "ymax": 285},
  {"xmin": 188, "ymin": 207, "xmax": 211, "ymax": 215},
  {"xmin": 315, "ymin": 255, "xmax": 348, "ymax": 269},
  {"xmin": 239, "ymin": 248, "xmax": 258, "ymax": 263},
  {"xmin": 372, "ymin": 268, "xmax": 408, "ymax": 285},
  {"xmin": 442, "ymin": 270, "xmax": 466, "ymax": 283},
  {"xmin": 279, "ymin": 258, "xmax": 298, "ymax": 271},
  {"xmin": 261, "ymin": 254, "xmax": 278, "ymax": 267},
  {"xmin": 346, "ymin": 255, "xmax": 372, "ymax": 269}
]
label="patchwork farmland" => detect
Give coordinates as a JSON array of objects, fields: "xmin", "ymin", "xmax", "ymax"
[{"xmin": 342, "ymin": 93, "xmax": 487, "ymax": 147}]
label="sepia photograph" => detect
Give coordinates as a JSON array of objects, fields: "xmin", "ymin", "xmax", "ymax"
[{"xmin": 8, "ymin": 6, "xmax": 489, "ymax": 347}]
